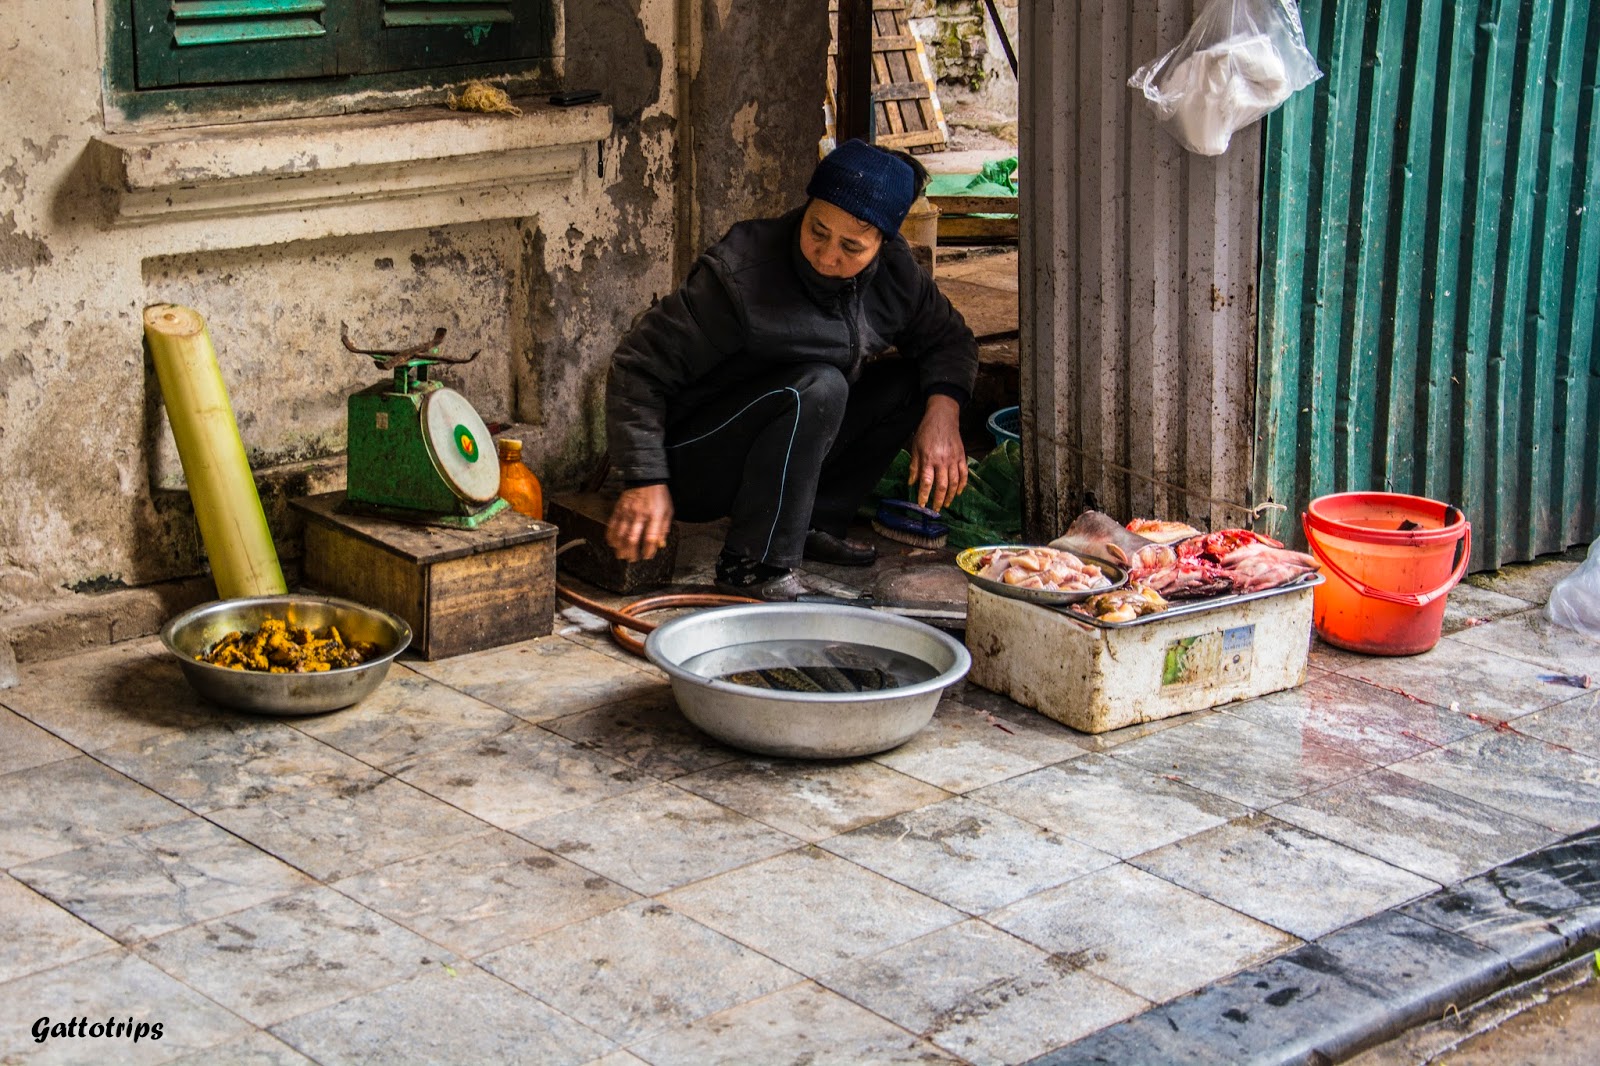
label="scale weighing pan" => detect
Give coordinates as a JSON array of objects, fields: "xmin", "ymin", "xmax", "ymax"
[
  {"xmin": 956, "ymin": 545, "xmax": 1129, "ymax": 606},
  {"xmin": 422, "ymin": 386, "xmax": 499, "ymax": 503}
]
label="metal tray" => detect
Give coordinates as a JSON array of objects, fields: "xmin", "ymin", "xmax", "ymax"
[
  {"xmin": 1059, "ymin": 572, "xmax": 1324, "ymax": 629},
  {"xmin": 956, "ymin": 545, "xmax": 1129, "ymax": 606}
]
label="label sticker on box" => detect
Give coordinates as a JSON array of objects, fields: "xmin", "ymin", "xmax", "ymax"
[{"xmin": 1161, "ymin": 624, "xmax": 1255, "ymax": 688}]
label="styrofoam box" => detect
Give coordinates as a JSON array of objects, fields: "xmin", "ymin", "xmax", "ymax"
[{"xmin": 965, "ymin": 582, "xmax": 1313, "ymax": 733}]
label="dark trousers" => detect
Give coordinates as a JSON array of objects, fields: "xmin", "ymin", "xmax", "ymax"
[{"xmin": 664, "ymin": 359, "xmax": 924, "ymax": 566}]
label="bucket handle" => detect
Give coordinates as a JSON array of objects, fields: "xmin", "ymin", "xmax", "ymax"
[{"xmin": 1301, "ymin": 511, "xmax": 1472, "ymax": 609}]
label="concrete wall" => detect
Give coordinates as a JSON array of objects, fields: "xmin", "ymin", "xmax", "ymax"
[
  {"xmin": 685, "ymin": 1, "xmax": 829, "ymax": 255},
  {"xmin": 0, "ymin": 1, "xmax": 824, "ymax": 621},
  {"xmin": 909, "ymin": 0, "xmax": 1019, "ymax": 117}
]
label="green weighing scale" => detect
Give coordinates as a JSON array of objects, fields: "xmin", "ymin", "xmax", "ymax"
[{"xmin": 340, "ymin": 324, "xmax": 507, "ymax": 529}]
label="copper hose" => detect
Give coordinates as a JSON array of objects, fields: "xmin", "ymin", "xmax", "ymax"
[{"xmin": 553, "ymin": 539, "xmax": 759, "ymax": 657}]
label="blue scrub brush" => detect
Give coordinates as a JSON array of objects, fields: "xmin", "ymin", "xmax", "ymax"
[{"xmin": 872, "ymin": 499, "xmax": 949, "ymax": 548}]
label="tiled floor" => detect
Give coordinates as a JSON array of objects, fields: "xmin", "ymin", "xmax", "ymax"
[{"xmin": 2, "ymin": 545, "xmax": 1598, "ymax": 1064}]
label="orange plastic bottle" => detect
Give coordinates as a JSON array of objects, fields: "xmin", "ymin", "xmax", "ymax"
[{"xmin": 496, "ymin": 438, "xmax": 543, "ymax": 519}]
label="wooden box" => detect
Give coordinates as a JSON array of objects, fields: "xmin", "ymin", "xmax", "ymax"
[
  {"xmin": 545, "ymin": 491, "xmax": 678, "ymax": 594},
  {"xmin": 292, "ymin": 492, "xmax": 557, "ymax": 660}
]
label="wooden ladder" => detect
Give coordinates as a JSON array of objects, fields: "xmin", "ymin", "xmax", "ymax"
[{"xmin": 827, "ymin": 0, "xmax": 948, "ymax": 154}]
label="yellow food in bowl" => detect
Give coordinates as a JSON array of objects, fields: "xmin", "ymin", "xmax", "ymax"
[{"xmin": 198, "ymin": 617, "xmax": 377, "ymax": 674}]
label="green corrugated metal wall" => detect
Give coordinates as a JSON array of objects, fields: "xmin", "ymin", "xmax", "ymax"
[{"xmin": 1255, "ymin": 0, "xmax": 1600, "ymax": 569}]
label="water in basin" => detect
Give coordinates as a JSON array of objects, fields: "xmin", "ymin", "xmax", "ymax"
[{"xmin": 679, "ymin": 638, "xmax": 939, "ymax": 694}]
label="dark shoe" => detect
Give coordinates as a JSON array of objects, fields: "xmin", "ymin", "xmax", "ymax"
[
  {"xmin": 803, "ymin": 530, "xmax": 877, "ymax": 567},
  {"xmin": 715, "ymin": 570, "xmax": 808, "ymax": 602},
  {"xmin": 715, "ymin": 551, "xmax": 808, "ymax": 602}
]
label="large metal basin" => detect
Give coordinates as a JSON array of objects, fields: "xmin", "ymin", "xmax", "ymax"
[
  {"xmin": 645, "ymin": 603, "xmax": 971, "ymax": 759},
  {"xmin": 161, "ymin": 595, "xmax": 411, "ymax": 716}
]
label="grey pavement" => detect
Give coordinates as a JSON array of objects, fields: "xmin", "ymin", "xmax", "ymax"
[{"xmin": 2, "ymin": 546, "xmax": 1598, "ymax": 1064}]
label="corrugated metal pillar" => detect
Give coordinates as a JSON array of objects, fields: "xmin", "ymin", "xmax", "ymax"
[
  {"xmin": 1255, "ymin": 0, "xmax": 1600, "ymax": 568},
  {"xmin": 1019, "ymin": 0, "xmax": 1264, "ymax": 539}
]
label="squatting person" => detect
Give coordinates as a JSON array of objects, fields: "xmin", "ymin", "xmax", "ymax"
[{"xmin": 603, "ymin": 138, "xmax": 980, "ymax": 600}]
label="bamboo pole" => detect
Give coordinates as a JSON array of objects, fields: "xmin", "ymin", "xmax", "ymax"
[{"xmin": 144, "ymin": 304, "xmax": 286, "ymax": 599}]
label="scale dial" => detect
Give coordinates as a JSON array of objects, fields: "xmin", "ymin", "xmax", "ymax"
[{"xmin": 421, "ymin": 387, "xmax": 500, "ymax": 503}]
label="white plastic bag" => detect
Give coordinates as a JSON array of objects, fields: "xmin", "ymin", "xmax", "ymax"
[
  {"xmin": 1129, "ymin": 0, "xmax": 1323, "ymax": 156},
  {"xmin": 1548, "ymin": 538, "xmax": 1600, "ymax": 642}
]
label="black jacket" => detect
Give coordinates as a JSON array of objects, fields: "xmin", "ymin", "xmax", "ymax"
[{"xmin": 605, "ymin": 206, "xmax": 979, "ymax": 482}]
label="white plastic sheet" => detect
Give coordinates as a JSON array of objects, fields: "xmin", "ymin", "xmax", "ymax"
[
  {"xmin": 1129, "ymin": 0, "xmax": 1323, "ymax": 156},
  {"xmin": 1548, "ymin": 538, "xmax": 1600, "ymax": 642}
]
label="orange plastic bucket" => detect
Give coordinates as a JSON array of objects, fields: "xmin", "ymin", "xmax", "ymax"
[{"xmin": 1303, "ymin": 493, "xmax": 1471, "ymax": 656}]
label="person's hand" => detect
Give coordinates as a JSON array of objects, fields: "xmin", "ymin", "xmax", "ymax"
[
  {"xmin": 907, "ymin": 395, "xmax": 968, "ymax": 511},
  {"xmin": 606, "ymin": 484, "xmax": 674, "ymax": 562}
]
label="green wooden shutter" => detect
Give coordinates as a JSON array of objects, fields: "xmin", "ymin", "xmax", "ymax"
[
  {"xmin": 132, "ymin": 0, "xmax": 349, "ymax": 88},
  {"xmin": 370, "ymin": 0, "xmax": 553, "ymax": 73}
]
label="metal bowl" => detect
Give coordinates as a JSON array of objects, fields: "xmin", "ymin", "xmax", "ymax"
[
  {"xmin": 161, "ymin": 595, "xmax": 411, "ymax": 716},
  {"xmin": 645, "ymin": 603, "xmax": 970, "ymax": 759},
  {"xmin": 956, "ymin": 545, "xmax": 1129, "ymax": 606}
]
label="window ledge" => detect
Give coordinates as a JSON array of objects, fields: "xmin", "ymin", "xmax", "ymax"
[{"xmin": 95, "ymin": 100, "xmax": 611, "ymax": 253}]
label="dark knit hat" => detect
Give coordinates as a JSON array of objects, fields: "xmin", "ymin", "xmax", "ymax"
[{"xmin": 805, "ymin": 139, "xmax": 917, "ymax": 235}]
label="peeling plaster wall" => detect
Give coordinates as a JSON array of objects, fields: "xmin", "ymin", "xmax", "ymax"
[
  {"xmin": 687, "ymin": 0, "xmax": 828, "ymax": 254},
  {"xmin": 0, "ymin": 0, "xmax": 680, "ymax": 611},
  {"xmin": 0, "ymin": 0, "xmax": 827, "ymax": 614}
]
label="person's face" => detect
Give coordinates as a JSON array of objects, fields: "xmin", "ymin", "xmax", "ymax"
[{"xmin": 799, "ymin": 199, "xmax": 883, "ymax": 279}]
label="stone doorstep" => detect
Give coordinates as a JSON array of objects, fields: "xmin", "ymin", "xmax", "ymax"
[
  {"xmin": 1027, "ymin": 828, "xmax": 1600, "ymax": 1066},
  {"xmin": 0, "ymin": 574, "xmax": 232, "ymax": 684}
]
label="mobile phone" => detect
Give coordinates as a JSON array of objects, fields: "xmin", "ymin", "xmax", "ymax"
[{"xmin": 549, "ymin": 89, "xmax": 601, "ymax": 107}]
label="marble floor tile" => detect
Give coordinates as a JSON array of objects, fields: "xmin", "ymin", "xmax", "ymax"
[
  {"xmin": 1386, "ymin": 727, "xmax": 1600, "ymax": 834},
  {"xmin": 1269, "ymin": 768, "xmax": 1561, "ymax": 884},
  {"xmin": 272, "ymin": 964, "xmax": 614, "ymax": 1065},
  {"xmin": 1342, "ymin": 638, "xmax": 1571, "ymax": 723},
  {"xmin": 334, "ymin": 830, "xmax": 638, "ymax": 958},
  {"xmin": 819, "ymin": 796, "xmax": 1115, "ymax": 915},
  {"xmin": 96, "ymin": 721, "xmax": 371, "ymax": 814},
  {"xmin": 1037, "ymin": 929, "xmax": 1457, "ymax": 1066},
  {"xmin": 821, "ymin": 920, "xmax": 1147, "ymax": 1066},
  {"xmin": 12, "ymin": 817, "xmax": 313, "ymax": 945},
  {"xmin": 1465, "ymin": 557, "xmax": 1581, "ymax": 606},
  {"xmin": 0, "ymin": 873, "xmax": 116, "ymax": 984},
  {"xmin": 137, "ymin": 886, "xmax": 455, "ymax": 1027},
  {"xmin": 870, "ymin": 700, "xmax": 1087, "ymax": 793},
  {"xmin": 3, "ymin": 641, "xmax": 218, "ymax": 752},
  {"xmin": 0, "ymin": 950, "xmax": 253, "ymax": 1065},
  {"xmin": 540, "ymin": 691, "xmax": 740, "ymax": 779},
  {"xmin": 514, "ymin": 782, "xmax": 798, "ymax": 896},
  {"xmin": 988, "ymin": 862, "xmax": 1298, "ymax": 1003},
  {"xmin": 290, "ymin": 664, "xmax": 522, "ymax": 770},
  {"xmin": 1450, "ymin": 608, "xmax": 1600, "ymax": 676},
  {"xmin": 555, "ymin": 624, "xmax": 666, "ymax": 674},
  {"xmin": 673, "ymin": 758, "xmax": 949, "ymax": 843},
  {"xmin": 480, "ymin": 900, "xmax": 799, "ymax": 1045},
  {"xmin": 0, "ymin": 708, "xmax": 75, "ymax": 775},
  {"xmin": 662, "ymin": 848, "xmax": 961, "ymax": 976},
  {"xmin": 956, "ymin": 685, "xmax": 1225, "ymax": 753},
  {"xmin": 1107, "ymin": 712, "xmax": 1379, "ymax": 809},
  {"xmin": 0, "ymin": 756, "xmax": 188, "ymax": 867},
  {"xmin": 1224, "ymin": 671, "xmax": 1486, "ymax": 765},
  {"xmin": 1441, "ymin": 583, "xmax": 1536, "ymax": 635},
  {"xmin": 970, "ymin": 755, "xmax": 1251, "ymax": 859},
  {"xmin": 165, "ymin": 1031, "xmax": 316, "ymax": 1066},
  {"xmin": 1131, "ymin": 814, "xmax": 1437, "ymax": 940},
  {"xmin": 584, "ymin": 1053, "xmax": 649, "ymax": 1066},
  {"xmin": 395, "ymin": 723, "xmax": 647, "ymax": 829},
  {"xmin": 208, "ymin": 772, "xmax": 488, "ymax": 883},
  {"xmin": 408, "ymin": 635, "xmax": 663, "ymax": 723},
  {"xmin": 1516, "ymin": 690, "xmax": 1600, "ymax": 759},
  {"xmin": 1307, "ymin": 634, "xmax": 1376, "ymax": 675},
  {"xmin": 629, "ymin": 981, "xmax": 961, "ymax": 1066}
]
